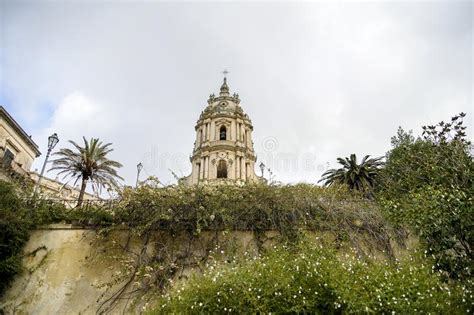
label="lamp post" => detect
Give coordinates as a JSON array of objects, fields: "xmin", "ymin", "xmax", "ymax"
[
  {"xmin": 136, "ymin": 162, "xmax": 143, "ymax": 187},
  {"xmin": 267, "ymin": 168, "xmax": 274, "ymax": 184},
  {"xmin": 259, "ymin": 162, "xmax": 265, "ymax": 177},
  {"xmin": 33, "ymin": 133, "xmax": 59, "ymax": 197}
]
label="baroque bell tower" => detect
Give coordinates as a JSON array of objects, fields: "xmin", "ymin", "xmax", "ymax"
[{"xmin": 184, "ymin": 76, "xmax": 259, "ymax": 185}]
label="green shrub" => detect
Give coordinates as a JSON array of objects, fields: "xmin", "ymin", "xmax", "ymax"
[
  {"xmin": 91, "ymin": 182, "xmax": 399, "ymax": 313},
  {"xmin": 378, "ymin": 115, "xmax": 473, "ymax": 279},
  {"xmin": 0, "ymin": 179, "xmax": 68, "ymax": 296},
  {"xmin": 66, "ymin": 204, "xmax": 114, "ymax": 226},
  {"xmin": 111, "ymin": 182, "xmax": 393, "ymax": 254},
  {"xmin": 0, "ymin": 180, "xmax": 32, "ymax": 295},
  {"xmin": 153, "ymin": 242, "xmax": 472, "ymax": 314},
  {"xmin": 381, "ymin": 185, "xmax": 473, "ymax": 279}
]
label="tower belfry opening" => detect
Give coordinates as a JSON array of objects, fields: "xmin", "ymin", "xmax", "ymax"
[{"xmin": 219, "ymin": 126, "xmax": 227, "ymax": 140}]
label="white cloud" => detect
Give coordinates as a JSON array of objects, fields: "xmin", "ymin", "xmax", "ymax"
[{"xmin": 1, "ymin": 1, "xmax": 472, "ymax": 186}]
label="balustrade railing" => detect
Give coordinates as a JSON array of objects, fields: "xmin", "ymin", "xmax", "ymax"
[{"xmin": 24, "ymin": 197, "xmax": 119, "ymax": 211}]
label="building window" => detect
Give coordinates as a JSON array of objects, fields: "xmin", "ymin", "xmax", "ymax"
[
  {"xmin": 217, "ymin": 160, "xmax": 227, "ymax": 178},
  {"xmin": 2, "ymin": 149, "xmax": 14, "ymax": 168},
  {"xmin": 220, "ymin": 126, "xmax": 227, "ymax": 140}
]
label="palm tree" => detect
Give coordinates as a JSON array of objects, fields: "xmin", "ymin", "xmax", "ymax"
[
  {"xmin": 318, "ymin": 154, "xmax": 383, "ymax": 191},
  {"xmin": 50, "ymin": 137, "xmax": 123, "ymax": 206}
]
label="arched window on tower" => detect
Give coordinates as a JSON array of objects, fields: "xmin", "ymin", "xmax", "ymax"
[
  {"xmin": 217, "ymin": 160, "xmax": 228, "ymax": 178},
  {"xmin": 220, "ymin": 126, "xmax": 227, "ymax": 140}
]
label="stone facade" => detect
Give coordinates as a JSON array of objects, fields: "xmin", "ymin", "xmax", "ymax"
[
  {"xmin": 184, "ymin": 78, "xmax": 259, "ymax": 185},
  {"xmin": 0, "ymin": 106, "xmax": 97, "ymax": 203},
  {"xmin": 0, "ymin": 106, "xmax": 41, "ymax": 177},
  {"xmin": 30, "ymin": 171, "xmax": 98, "ymax": 206}
]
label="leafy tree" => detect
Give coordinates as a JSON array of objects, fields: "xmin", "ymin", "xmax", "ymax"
[
  {"xmin": 381, "ymin": 113, "xmax": 472, "ymax": 196},
  {"xmin": 379, "ymin": 113, "xmax": 473, "ymax": 279},
  {"xmin": 50, "ymin": 137, "xmax": 123, "ymax": 207},
  {"xmin": 0, "ymin": 180, "xmax": 30, "ymax": 295},
  {"xmin": 319, "ymin": 154, "xmax": 383, "ymax": 191},
  {"xmin": 0, "ymin": 179, "xmax": 67, "ymax": 296}
]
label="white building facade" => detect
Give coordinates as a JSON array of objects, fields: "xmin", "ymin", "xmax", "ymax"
[{"xmin": 184, "ymin": 78, "xmax": 259, "ymax": 185}]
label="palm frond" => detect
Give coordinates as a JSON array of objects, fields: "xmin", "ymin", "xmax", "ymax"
[{"xmin": 319, "ymin": 154, "xmax": 384, "ymax": 191}]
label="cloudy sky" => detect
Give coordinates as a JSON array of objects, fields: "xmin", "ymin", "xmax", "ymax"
[{"xmin": 0, "ymin": 1, "xmax": 472, "ymax": 189}]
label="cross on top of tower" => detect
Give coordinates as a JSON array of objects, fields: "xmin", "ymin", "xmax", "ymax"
[{"xmin": 220, "ymin": 69, "xmax": 230, "ymax": 95}]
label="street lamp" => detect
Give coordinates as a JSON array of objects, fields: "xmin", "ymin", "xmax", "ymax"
[
  {"xmin": 267, "ymin": 168, "xmax": 274, "ymax": 184},
  {"xmin": 136, "ymin": 162, "xmax": 143, "ymax": 187},
  {"xmin": 33, "ymin": 133, "xmax": 59, "ymax": 197},
  {"xmin": 259, "ymin": 162, "xmax": 265, "ymax": 177}
]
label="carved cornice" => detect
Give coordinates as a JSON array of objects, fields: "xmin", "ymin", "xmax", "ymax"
[
  {"xmin": 191, "ymin": 143, "xmax": 256, "ymax": 161},
  {"xmin": 195, "ymin": 112, "xmax": 253, "ymax": 130},
  {"xmin": 208, "ymin": 94, "xmax": 240, "ymax": 105}
]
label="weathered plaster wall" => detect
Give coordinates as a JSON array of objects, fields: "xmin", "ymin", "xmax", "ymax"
[
  {"xmin": 1, "ymin": 227, "xmax": 119, "ymax": 314},
  {"xmin": 1, "ymin": 225, "xmax": 415, "ymax": 315},
  {"xmin": 0, "ymin": 226, "xmax": 270, "ymax": 314}
]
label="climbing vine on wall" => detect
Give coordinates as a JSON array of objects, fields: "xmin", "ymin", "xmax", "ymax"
[{"xmin": 81, "ymin": 179, "xmax": 399, "ymax": 313}]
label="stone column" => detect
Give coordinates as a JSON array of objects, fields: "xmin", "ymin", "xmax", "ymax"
[
  {"xmin": 241, "ymin": 157, "xmax": 246, "ymax": 180},
  {"xmin": 209, "ymin": 155, "xmax": 214, "ymax": 179},
  {"xmin": 210, "ymin": 121, "xmax": 216, "ymax": 141},
  {"xmin": 205, "ymin": 156, "xmax": 210, "ymax": 179},
  {"xmin": 200, "ymin": 157, "xmax": 205, "ymax": 179},
  {"xmin": 231, "ymin": 121, "xmax": 236, "ymax": 141},
  {"xmin": 229, "ymin": 158, "xmax": 234, "ymax": 180},
  {"xmin": 235, "ymin": 156, "xmax": 240, "ymax": 179},
  {"xmin": 196, "ymin": 128, "xmax": 200, "ymax": 146},
  {"xmin": 244, "ymin": 129, "xmax": 248, "ymax": 147},
  {"xmin": 236, "ymin": 122, "xmax": 240, "ymax": 142},
  {"xmin": 203, "ymin": 157, "xmax": 206, "ymax": 179},
  {"xmin": 194, "ymin": 162, "xmax": 199, "ymax": 183}
]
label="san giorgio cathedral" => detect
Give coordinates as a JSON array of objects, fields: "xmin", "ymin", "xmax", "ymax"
[{"xmin": 183, "ymin": 76, "xmax": 260, "ymax": 185}]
